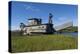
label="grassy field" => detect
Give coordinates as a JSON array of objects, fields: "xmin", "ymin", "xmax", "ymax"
[{"xmin": 11, "ymin": 34, "xmax": 78, "ymax": 53}]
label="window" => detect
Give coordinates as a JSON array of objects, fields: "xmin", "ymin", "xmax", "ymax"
[{"xmin": 42, "ymin": 26, "xmax": 44, "ymax": 28}]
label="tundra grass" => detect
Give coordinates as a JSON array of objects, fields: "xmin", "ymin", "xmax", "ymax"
[{"xmin": 11, "ymin": 34, "xmax": 78, "ymax": 53}]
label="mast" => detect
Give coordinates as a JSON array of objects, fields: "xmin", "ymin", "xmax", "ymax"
[
  {"xmin": 48, "ymin": 13, "xmax": 53, "ymax": 24},
  {"xmin": 20, "ymin": 23, "xmax": 25, "ymax": 35}
]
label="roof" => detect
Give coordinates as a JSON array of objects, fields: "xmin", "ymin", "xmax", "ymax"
[
  {"xmin": 28, "ymin": 18, "xmax": 40, "ymax": 20},
  {"xmin": 25, "ymin": 23, "xmax": 53, "ymax": 27}
]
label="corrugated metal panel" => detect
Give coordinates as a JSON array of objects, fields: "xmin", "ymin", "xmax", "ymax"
[{"xmin": 54, "ymin": 21, "xmax": 73, "ymax": 31}]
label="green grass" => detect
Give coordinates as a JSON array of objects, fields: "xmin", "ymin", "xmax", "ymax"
[{"xmin": 11, "ymin": 34, "xmax": 78, "ymax": 53}]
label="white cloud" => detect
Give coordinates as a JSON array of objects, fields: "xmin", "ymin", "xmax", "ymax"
[
  {"xmin": 58, "ymin": 17, "xmax": 70, "ymax": 21},
  {"xmin": 58, "ymin": 17, "xmax": 72, "ymax": 23},
  {"xmin": 24, "ymin": 5, "xmax": 40, "ymax": 12},
  {"xmin": 25, "ymin": 6, "xmax": 32, "ymax": 9},
  {"xmin": 54, "ymin": 17, "xmax": 72, "ymax": 26},
  {"xmin": 11, "ymin": 26, "xmax": 20, "ymax": 31}
]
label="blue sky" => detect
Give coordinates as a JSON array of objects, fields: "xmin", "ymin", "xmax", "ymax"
[{"xmin": 10, "ymin": 1, "xmax": 78, "ymax": 30}]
